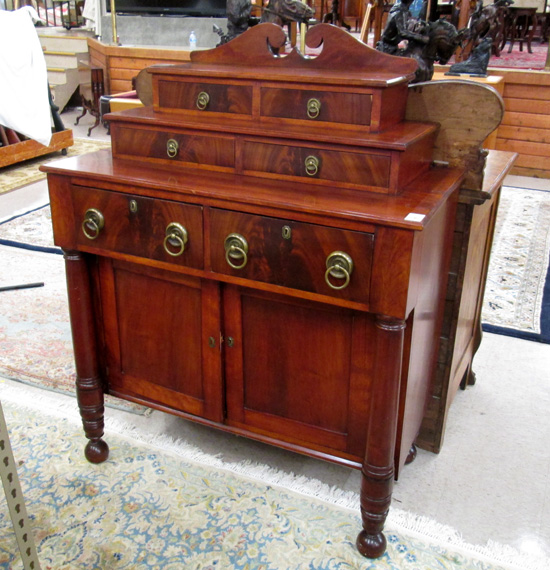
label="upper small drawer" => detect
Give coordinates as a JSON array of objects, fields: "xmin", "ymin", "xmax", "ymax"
[
  {"xmin": 156, "ymin": 78, "xmax": 253, "ymax": 117},
  {"xmin": 260, "ymin": 87, "xmax": 372, "ymax": 127},
  {"xmin": 72, "ymin": 186, "xmax": 203, "ymax": 268}
]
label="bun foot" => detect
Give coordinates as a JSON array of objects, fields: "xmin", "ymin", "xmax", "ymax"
[
  {"xmin": 84, "ymin": 438, "xmax": 109, "ymax": 464},
  {"xmin": 356, "ymin": 529, "xmax": 386, "ymax": 559},
  {"xmin": 405, "ymin": 443, "xmax": 417, "ymax": 465}
]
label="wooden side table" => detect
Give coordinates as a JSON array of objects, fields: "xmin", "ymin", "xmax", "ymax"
[{"xmin": 504, "ymin": 6, "xmax": 538, "ymax": 53}]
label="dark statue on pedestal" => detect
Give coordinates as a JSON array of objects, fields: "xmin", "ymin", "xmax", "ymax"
[
  {"xmin": 214, "ymin": 0, "xmax": 313, "ymax": 46},
  {"xmin": 214, "ymin": 0, "xmax": 253, "ymax": 45},
  {"xmin": 447, "ymin": 36, "xmax": 492, "ymax": 76},
  {"xmin": 261, "ymin": 0, "xmax": 314, "ymax": 28},
  {"xmin": 467, "ymin": 0, "xmax": 513, "ymax": 57},
  {"xmin": 376, "ymin": 0, "xmax": 466, "ymax": 83}
]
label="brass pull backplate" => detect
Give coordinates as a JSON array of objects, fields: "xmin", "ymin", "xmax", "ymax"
[
  {"xmin": 305, "ymin": 155, "xmax": 320, "ymax": 177},
  {"xmin": 307, "ymin": 98, "xmax": 321, "ymax": 119},
  {"xmin": 224, "ymin": 233, "xmax": 249, "ymax": 269},
  {"xmin": 325, "ymin": 251, "xmax": 354, "ymax": 290},
  {"xmin": 196, "ymin": 91, "xmax": 210, "ymax": 110},
  {"xmin": 163, "ymin": 222, "xmax": 188, "ymax": 257},
  {"xmin": 167, "ymin": 139, "xmax": 179, "ymax": 158},
  {"xmin": 82, "ymin": 208, "xmax": 105, "ymax": 240}
]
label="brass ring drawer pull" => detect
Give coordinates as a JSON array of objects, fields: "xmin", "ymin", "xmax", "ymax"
[
  {"xmin": 163, "ymin": 222, "xmax": 188, "ymax": 257},
  {"xmin": 325, "ymin": 251, "xmax": 353, "ymax": 290},
  {"xmin": 305, "ymin": 155, "xmax": 320, "ymax": 177},
  {"xmin": 196, "ymin": 91, "xmax": 210, "ymax": 110},
  {"xmin": 224, "ymin": 233, "xmax": 249, "ymax": 269},
  {"xmin": 307, "ymin": 98, "xmax": 321, "ymax": 119},
  {"xmin": 167, "ymin": 139, "xmax": 179, "ymax": 158},
  {"xmin": 82, "ymin": 208, "xmax": 105, "ymax": 240}
]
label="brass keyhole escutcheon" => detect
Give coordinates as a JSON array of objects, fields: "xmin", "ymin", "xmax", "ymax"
[
  {"xmin": 167, "ymin": 139, "xmax": 179, "ymax": 158},
  {"xmin": 306, "ymin": 98, "xmax": 321, "ymax": 119},
  {"xmin": 282, "ymin": 225, "xmax": 292, "ymax": 240},
  {"xmin": 129, "ymin": 199, "xmax": 138, "ymax": 213},
  {"xmin": 82, "ymin": 208, "xmax": 105, "ymax": 240},
  {"xmin": 305, "ymin": 155, "xmax": 320, "ymax": 177},
  {"xmin": 196, "ymin": 91, "xmax": 210, "ymax": 110},
  {"xmin": 325, "ymin": 251, "xmax": 354, "ymax": 290},
  {"xmin": 224, "ymin": 233, "xmax": 249, "ymax": 269},
  {"xmin": 163, "ymin": 222, "xmax": 188, "ymax": 257}
]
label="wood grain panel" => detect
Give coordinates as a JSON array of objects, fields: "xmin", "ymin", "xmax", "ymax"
[
  {"xmin": 495, "ymin": 138, "xmax": 550, "ymax": 157},
  {"xmin": 157, "ymin": 79, "xmax": 253, "ymax": 115},
  {"xmin": 498, "ymin": 124, "xmax": 550, "ymax": 143},
  {"xmin": 223, "ymin": 286, "xmax": 374, "ymax": 457},
  {"xmin": 209, "ymin": 208, "xmax": 374, "ymax": 304},
  {"xmin": 504, "ymin": 97, "xmax": 550, "ymax": 115},
  {"xmin": 99, "ymin": 260, "xmax": 223, "ymax": 421},
  {"xmin": 112, "ymin": 125, "xmax": 235, "ymax": 169},
  {"xmin": 242, "ymin": 140, "xmax": 391, "ymax": 191},
  {"xmin": 260, "ymin": 87, "xmax": 373, "ymax": 126},
  {"xmin": 502, "ymin": 111, "xmax": 550, "ymax": 129},
  {"xmin": 73, "ymin": 186, "xmax": 204, "ymax": 267},
  {"xmin": 504, "ymin": 83, "xmax": 550, "ymax": 100}
]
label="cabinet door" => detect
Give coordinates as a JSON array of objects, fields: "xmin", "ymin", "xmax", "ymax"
[
  {"xmin": 97, "ymin": 258, "xmax": 223, "ymax": 422},
  {"xmin": 223, "ymin": 285, "xmax": 375, "ymax": 463}
]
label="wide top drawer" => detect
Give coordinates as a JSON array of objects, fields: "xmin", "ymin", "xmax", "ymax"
[
  {"xmin": 72, "ymin": 186, "xmax": 203, "ymax": 268},
  {"xmin": 209, "ymin": 208, "xmax": 374, "ymax": 305}
]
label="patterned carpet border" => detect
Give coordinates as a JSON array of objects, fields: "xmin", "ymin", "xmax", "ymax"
[
  {"xmin": 0, "ymin": 244, "xmax": 148, "ymax": 415},
  {"xmin": 0, "ymin": 137, "xmax": 111, "ymax": 195},
  {"xmin": 481, "ymin": 186, "xmax": 550, "ymax": 344},
  {"xmin": 1, "ymin": 384, "xmax": 545, "ymax": 570}
]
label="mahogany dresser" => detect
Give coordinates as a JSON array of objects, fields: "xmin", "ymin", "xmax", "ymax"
[{"xmin": 43, "ymin": 24, "xmax": 468, "ymax": 558}]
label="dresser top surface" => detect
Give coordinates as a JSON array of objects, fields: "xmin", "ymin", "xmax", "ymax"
[{"xmin": 41, "ymin": 149, "xmax": 463, "ymax": 231}]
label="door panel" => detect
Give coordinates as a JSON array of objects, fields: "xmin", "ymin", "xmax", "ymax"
[
  {"xmin": 98, "ymin": 258, "xmax": 223, "ymax": 421},
  {"xmin": 223, "ymin": 285, "xmax": 374, "ymax": 459}
]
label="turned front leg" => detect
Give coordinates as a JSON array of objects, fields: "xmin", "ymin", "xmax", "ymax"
[
  {"xmin": 356, "ymin": 315, "xmax": 405, "ymax": 558},
  {"xmin": 64, "ymin": 250, "xmax": 109, "ymax": 463}
]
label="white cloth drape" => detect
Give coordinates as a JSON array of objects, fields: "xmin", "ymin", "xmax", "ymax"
[
  {"xmin": 82, "ymin": 0, "xmax": 102, "ymax": 37},
  {"xmin": 0, "ymin": 7, "xmax": 52, "ymax": 147}
]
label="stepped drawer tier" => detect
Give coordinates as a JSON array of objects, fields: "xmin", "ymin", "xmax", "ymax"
[
  {"xmin": 260, "ymin": 87, "xmax": 373, "ymax": 127},
  {"xmin": 209, "ymin": 209, "xmax": 374, "ymax": 304},
  {"xmin": 73, "ymin": 186, "xmax": 204, "ymax": 267},
  {"xmin": 156, "ymin": 78, "xmax": 254, "ymax": 117},
  {"xmin": 112, "ymin": 125, "xmax": 235, "ymax": 171}
]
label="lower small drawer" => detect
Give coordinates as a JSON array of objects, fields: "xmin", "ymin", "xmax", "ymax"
[
  {"xmin": 241, "ymin": 140, "xmax": 391, "ymax": 192},
  {"xmin": 112, "ymin": 125, "xmax": 235, "ymax": 170}
]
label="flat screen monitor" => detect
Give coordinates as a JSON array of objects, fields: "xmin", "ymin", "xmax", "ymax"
[{"xmin": 106, "ymin": 0, "xmax": 227, "ymax": 17}]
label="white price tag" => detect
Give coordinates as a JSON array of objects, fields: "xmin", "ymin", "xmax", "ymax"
[{"xmin": 404, "ymin": 213, "xmax": 425, "ymax": 222}]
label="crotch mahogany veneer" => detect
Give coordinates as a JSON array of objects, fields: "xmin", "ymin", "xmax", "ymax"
[{"xmin": 43, "ymin": 24, "xmax": 469, "ymax": 558}]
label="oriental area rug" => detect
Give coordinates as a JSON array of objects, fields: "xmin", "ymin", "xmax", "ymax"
[
  {"xmin": 0, "ymin": 385, "xmax": 543, "ymax": 570},
  {"xmin": 0, "ymin": 241, "xmax": 147, "ymax": 415},
  {"xmin": 481, "ymin": 186, "xmax": 550, "ymax": 343},
  {"xmin": 0, "ymin": 137, "xmax": 111, "ymax": 195}
]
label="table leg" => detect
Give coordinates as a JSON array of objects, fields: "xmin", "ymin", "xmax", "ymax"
[
  {"xmin": 356, "ymin": 314, "xmax": 405, "ymax": 558},
  {"xmin": 63, "ymin": 250, "xmax": 109, "ymax": 464}
]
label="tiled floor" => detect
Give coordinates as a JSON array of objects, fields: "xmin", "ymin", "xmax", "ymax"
[{"xmin": 1, "ymin": 107, "xmax": 550, "ymax": 566}]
